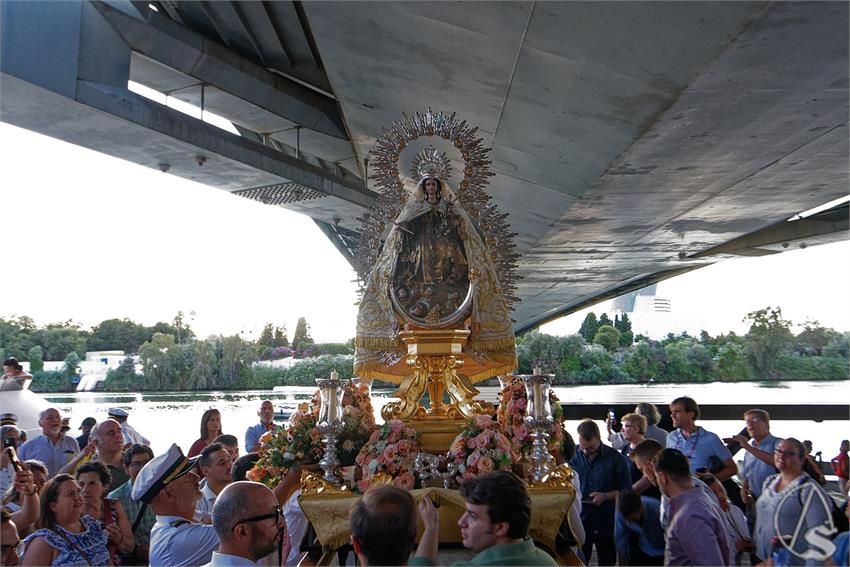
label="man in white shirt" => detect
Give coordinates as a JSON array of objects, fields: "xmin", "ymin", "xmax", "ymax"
[
  {"xmin": 132, "ymin": 443, "xmax": 220, "ymax": 567},
  {"xmin": 195, "ymin": 442, "xmax": 233, "ymax": 524},
  {"xmin": 206, "ymin": 481, "xmax": 284, "ymax": 566}
]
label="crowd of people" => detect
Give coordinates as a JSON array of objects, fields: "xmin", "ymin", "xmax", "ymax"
[{"xmin": 0, "ymin": 394, "xmax": 848, "ymax": 566}]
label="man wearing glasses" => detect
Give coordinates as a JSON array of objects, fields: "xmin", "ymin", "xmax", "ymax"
[
  {"xmin": 132, "ymin": 443, "xmax": 220, "ymax": 566},
  {"xmin": 108, "ymin": 444, "xmax": 157, "ymax": 564},
  {"xmin": 209, "ymin": 481, "xmax": 284, "ymax": 566}
]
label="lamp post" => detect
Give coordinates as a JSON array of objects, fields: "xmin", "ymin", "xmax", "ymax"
[{"xmin": 316, "ymin": 371, "xmax": 345, "ymax": 484}]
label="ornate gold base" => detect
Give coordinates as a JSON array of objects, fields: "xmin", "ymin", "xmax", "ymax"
[
  {"xmin": 403, "ymin": 418, "xmax": 468, "ymax": 454},
  {"xmin": 380, "ymin": 329, "xmax": 494, "ymax": 423}
]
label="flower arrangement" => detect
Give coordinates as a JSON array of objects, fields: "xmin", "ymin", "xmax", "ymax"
[
  {"xmin": 496, "ymin": 379, "xmax": 564, "ymax": 455},
  {"xmin": 447, "ymin": 414, "xmax": 516, "ymax": 483},
  {"xmin": 249, "ymin": 408, "xmax": 323, "ymax": 487},
  {"xmin": 355, "ymin": 419, "xmax": 421, "ymax": 491},
  {"xmin": 337, "ymin": 381, "xmax": 377, "ymax": 466}
]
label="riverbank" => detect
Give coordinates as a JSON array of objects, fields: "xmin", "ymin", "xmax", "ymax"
[{"xmin": 37, "ymin": 381, "xmax": 849, "ymax": 460}]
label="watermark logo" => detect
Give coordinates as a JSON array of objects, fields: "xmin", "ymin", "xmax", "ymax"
[{"xmin": 773, "ymin": 481, "xmax": 836, "ymax": 561}]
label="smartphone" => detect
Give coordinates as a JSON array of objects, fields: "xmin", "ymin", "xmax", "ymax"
[
  {"xmin": 726, "ymin": 427, "xmax": 750, "ymax": 455},
  {"xmin": 5, "ymin": 446, "xmax": 22, "ymax": 472},
  {"xmin": 607, "ymin": 408, "xmax": 616, "ymax": 425}
]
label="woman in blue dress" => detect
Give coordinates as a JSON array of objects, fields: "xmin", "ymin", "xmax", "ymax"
[{"xmin": 20, "ymin": 473, "xmax": 109, "ymax": 566}]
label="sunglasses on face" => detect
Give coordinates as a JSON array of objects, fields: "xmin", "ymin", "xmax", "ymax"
[{"xmin": 232, "ymin": 505, "xmax": 283, "ymax": 530}]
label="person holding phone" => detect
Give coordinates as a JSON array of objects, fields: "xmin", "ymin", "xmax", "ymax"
[{"xmin": 1, "ymin": 425, "xmax": 22, "ymax": 495}]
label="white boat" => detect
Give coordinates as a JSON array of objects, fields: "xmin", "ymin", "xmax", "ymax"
[{"xmin": 0, "ymin": 375, "xmax": 50, "ymax": 436}]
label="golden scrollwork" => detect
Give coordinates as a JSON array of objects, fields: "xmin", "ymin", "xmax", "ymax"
[
  {"xmin": 300, "ymin": 470, "xmax": 351, "ymax": 497},
  {"xmin": 526, "ymin": 464, "xmax": 576, "ymax": 492}
]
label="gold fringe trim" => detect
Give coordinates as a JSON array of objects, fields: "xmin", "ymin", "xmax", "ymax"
[
  {"xmin": 466, "ymin": 362, "xmax": 517, "ymax": 384},
  {"xmin": 354, "ymin": 336, "xmax": 402, "ymax": 349},
  {"xmin": 353, "ymin": 364, "xmax": 405, "ymax": 385},
  {"xmin": 470, "ymin": 337, "xmax": 517, "ymax": 352}
]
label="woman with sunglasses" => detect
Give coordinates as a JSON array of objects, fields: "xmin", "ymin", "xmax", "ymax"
[
  {"xmin": 76, "ymin": 461, "xmax": 135, "ymax": 564},
  {"xmin": 753, "ymin": 437, "xmax": 832, "ymax": 564},
  {"xmin": 20, "ymin": 474, "xmax": 109, "ymax": 566}
]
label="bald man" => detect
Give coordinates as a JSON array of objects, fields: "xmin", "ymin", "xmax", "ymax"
[{"xmin": 209, "ymin": 481, "xmax": 284, "ymax": 565}]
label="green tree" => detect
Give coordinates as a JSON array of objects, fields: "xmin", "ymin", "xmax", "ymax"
[
  {"xmin": 598, "ymin": 313, "xmax": 613, "ymax": 327},
  {"xmin": 273, "ymin": 325, "xmax": 289, "ymax": 348},
  {"xmin": 823, "ymin": 332, "xmax": 850, "ymax": 359},
  {"xmin": 664, "ymin": 339, "xmax": 713, "ymax": 383},
  {"xmin": 89, "ymin": 318, "xmax": 151, "ymax": 353},
  {"xmin": 744, "ymin": 307, "xmax": 794, "ymax": 380},
  {"xmin": 622, "ymin": 341, "xmax": 665, "ymax": 382},
  {"xmin": 33, "ymin": 322, "xmax": 87, "ymax": 361},
  {"xmin": 0, "ymin": 315, "xmax": 37, "ymax": 360},
  {"xmin": 104, "ymin": 356, "xmax": 142, "ymax": 391},
  {"xmin": 188, "ymin": 339, "xmax": 218, "ymax": 389},
  {"xmin": 715, "ymin": 343, "xmax": 752, "ymax": 381},
  {"xmin": 794, "ymin": 321, "xmax": 841, "ymax": 356},
  {"xmin": 592, "ymin": 325, "xmax": 621, "ymax": 352},
  {"xmin": 217, "ymin": 335, "xmax": 256, "ymax": 388},
  {"xmin": 27, "ymin": 345, "xmax": 44, "ymax": 372},
  {"xmin": 63, "ymin": 351, "xmax": 81, "ymax": 380},
  {"xmin": 291, "ymin": 318, "xmax": 313, "ymax": 350},
  {"xmin": 578, "ymin": 313, "xmax": 599, "ymax": 342},
  {"xmin": 258, "ymin": 324, "xmax": 275, "ymax": 348},
  {"xmin": 139, "ymin": 333, "xmax": 184, "ymax": 390}
]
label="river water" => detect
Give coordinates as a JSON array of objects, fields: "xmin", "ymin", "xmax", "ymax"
[{"xmin": 40, "ymin": 380, "xmax": 849, "ymax": 463}]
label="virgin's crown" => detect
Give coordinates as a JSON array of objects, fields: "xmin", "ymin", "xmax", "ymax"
[{"xmin": 411, "ymin": 145, "xmax": 451, "ymax": 180}]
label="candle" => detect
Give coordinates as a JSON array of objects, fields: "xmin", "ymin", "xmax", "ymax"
[
  {"xmin": 532, "ymin": 381, "xmax": 544, "ymax": 419},
  {"xmin": 330, "ymin": 370, "xmax": 339, "ymax": 381},
  {"xmin": 327, "ymin": 387, "xmax": 338, "ymax": 422},
  {"xmin": 533, "ymin": 366, "xmax": 542, "ymax": 376}
]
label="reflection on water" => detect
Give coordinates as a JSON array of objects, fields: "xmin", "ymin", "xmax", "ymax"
[{"xmin": 41, "ymin": 380, "xmax": 849, "ymax": 463}]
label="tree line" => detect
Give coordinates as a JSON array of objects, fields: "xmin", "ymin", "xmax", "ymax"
[
  {"xmin": 2, "ymin": 306, "xmax": 847, "ymax": 392},
  {"xmin": 517, "ymin": 307, "xmax": 849, "ymax": 384},
  {"xmin": 0, "ymin": 313, "xmax": 341, "ymax": 392}
]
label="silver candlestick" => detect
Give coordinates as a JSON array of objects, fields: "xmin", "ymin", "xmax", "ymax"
[
  {"xmin": 521, "ymin": 371, "xmax": 555, "ymax": 483},
  {"xmin": 316, "ymin": 373, "xmax": 346, "ymax": 484}
]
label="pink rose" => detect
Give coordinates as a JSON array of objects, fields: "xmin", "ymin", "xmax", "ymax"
[
  {"xmin": 467, "ymin": 451, "xmax": 480, "ymax": 469},
  {"xmin": 515, "ymin": 398, "xmax": 527, "ymax": 411},
  {"xmin": 394, "ymin": 472, "xmax": 415, "ymax": 491},
  {"xmin": 382, "ymin": 444, "xmax": 398, "ymax": 463},
  {"xmin": 397, "ymin": 439, "xmax": 412, "ymax": 453},
  {"xmin": 474, "ymin": 414, "xmax": 494, "ymax": 429},
  {"xmin": 477, "ymin": 455, "xmax": 495, "ymax": 472},
  {"xmin": 513, "ymin": 424, "xmax": 528, "ymax": 440},
  {"xmin": 357, "ymin": 480, "xmax": 370, "ymax": 493},
  {"xmin": 389, "ymin": 420, "xmax": 405, "ymax": 433}
]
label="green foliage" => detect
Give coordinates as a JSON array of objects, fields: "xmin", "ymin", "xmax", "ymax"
[
  {"xmin": 516, "ymin": 331, "xmax": 586, "ymax": 381},
  {"xmin": 598, "ymin": 313, "xmax": 612, "ymax": 327},
  {"xmin": 253, "ymin": 355, "xmax": 354, "ymax": 387},
  {"xmin": 578, "ymin": 313, "xmax": 599, "ymax": 342},
  {"xmin": 29, "ymin": 370, "xmax": 74, "ymax": 393},
  {"xmin": 27, "ymin": 346, "xmax": 44, "ymax": 372},
  {"xmin": 823, "ymin": 333, "xmax": 850, "ymax": 359},
  {"xmin": 715, "ymin": 343, "xmax": 753, "ymax": 382},
  {"xmin": 592, "ymin": 325, "xmax": 621, "ymax": 352},
  {"xmin": 794, "ymin": 321, "xmax": 842, "ymax": 356},
  {"xmin": 775, "ymin": 355, "xmax": 849, "ymax": 381},
  {"xmin": 104, "ymin": 356, "xmax": 143, "ymax": 391},
  {"xmin": 744, "ymin": 307, "xmax": 793, "ymax": 380},
  {"xmin": 88, "ymin": 319, "xmax": 152, "ymax": 353},
  {"xmin": 273, "ymin": 325, "xmax": 289, "ymax": 348},
  {"xmin": 63, "ymin": 352, "xmax": 81, "ymax": 380},
  {"xmin": 291, "ymin": 317, "xmax": 313, "ymax": 349},
  {"xmin": 258, "ymin": 324, "xmax": 275, "ymax": 348},
  {"xmin": 665, "ymin": 339, "xmax": 713, "ymax": 383},
  {"xmin": 622, "ymin": 340, "xmax": 665, "ymax": 382}
]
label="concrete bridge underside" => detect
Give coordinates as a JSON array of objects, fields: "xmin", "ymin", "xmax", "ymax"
[{"xmin": 1, "ymin": 1, "xmax": 847, "ymax": 333}]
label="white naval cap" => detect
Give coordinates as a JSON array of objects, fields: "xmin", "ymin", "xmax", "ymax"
[
  {"xmin": 107, "ymin": 407, "xmax": 129, "ymax": 417},
  {"xmin": 131, "ymin": 443, "xmax": 200, "ymax": 504}
]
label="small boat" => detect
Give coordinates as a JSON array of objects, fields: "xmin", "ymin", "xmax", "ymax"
[{"xmin": 273, "ymin": 403, "xmax": 300, "ymax": 423}]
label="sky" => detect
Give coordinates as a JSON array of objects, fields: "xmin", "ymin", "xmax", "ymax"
[{"xmin": 1, "ymin": 120, "xmax": 848, "ymax": 346}]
